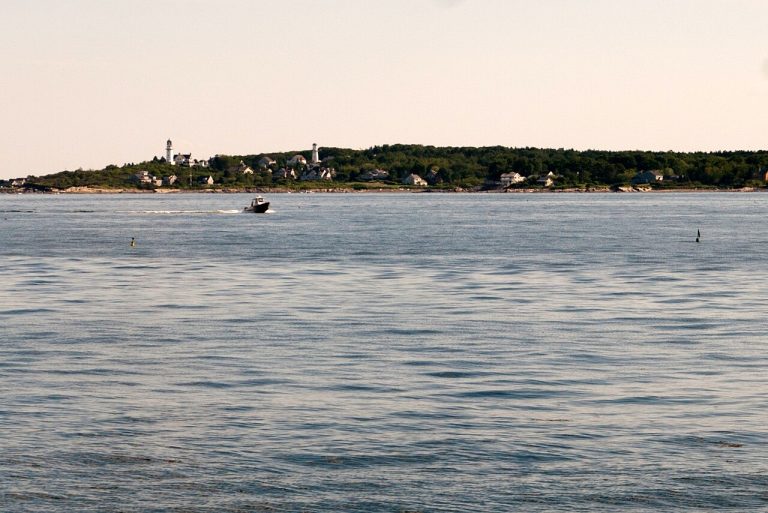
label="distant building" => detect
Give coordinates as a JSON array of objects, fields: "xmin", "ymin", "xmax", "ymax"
[
  {"xmin": 403, "ymin": 173, "xmax": 427, "ymax": 186},
  {"xmin": 288, "ymin": 154, "xmax": 307, "ymax": 167},
  {"xmin": 164, "ymin": 174, "xmax": 178, "ymax": 186},
  {"xmin": 258, "ymin": 156, "xmax": 276, "ymax": 168},
  {"xmin": 358, "ymin": 168, "xmax": 389, "ymax": 181},
  {"xmin": 165, "ymin": 139, "xmax": 208, "ymax": 167},
  {"xmin": 537, "ymin": 172, "xmax": 556, "ymax": 187},
  {"xmin": 311, "ymin": 143, "xmax": 320, "ymax": 165},
  {"xmin": 199, "ymin": 175, "xmax": 214, "ymax": 185},
  {"xmin": 425, "ymin": 168, "xmax": 442, "ymax": 185},
  {"xmin": 274, "ymin": 168, "xmax": 297, "ymax": 180},
  {"xmin": 500, "ymin": 172, "xmax": 526, "ymax": 187},
  {"xmin": 233, "ymin": 160, "xmax": 253, "ymax": 175},
  {"xmin": 291, "ymin": 143, "xmax": 336, "ymax": 181},
  {"xmin": 300, "ymin": 167, "xmax": 334, "ymax": 181},
  {"xmin": 631, "ymin": 170, "xmax": 664, "ymax": 185},
  {"xmin": 174, "ymin": 153, "xmax": 192, "ymax": 166},
  {"xmin": 131, "ymin": 171, "xmax": 155, "ymax": 185}
]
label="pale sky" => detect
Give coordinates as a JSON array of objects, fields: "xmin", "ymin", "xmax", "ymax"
[{"xmin": 2, "ymin": 0, "xmax": 768, "ymax": 179}]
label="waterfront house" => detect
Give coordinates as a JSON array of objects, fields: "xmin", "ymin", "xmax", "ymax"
[
  {"xmin": 199, "ymin": 175, "xmax": 214, "ymax": 185},
  {"xmin": 631, "ymin": 170, "xmax": 664, "ymax": 185},
  {"xmin": 358, "ymin": 168, "xmax": 389, "ymax": 181},
  {"xmin": 537, "ymin": 172, "xmax": 556, "ymax": 187},
  {"xmin": 403, "ymin": 173, "xmax": 428, "ymax": 186},
  {"xmin": 500, "ymin": 172, "xmax": 526, "ymax": 187},
  {"xmin": 131, "ymin": 171, "xmax": 155, "ymax": 185}
]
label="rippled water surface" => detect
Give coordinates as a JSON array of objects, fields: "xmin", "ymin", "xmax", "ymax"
[{"xmin": 1, "ymin": 192, "xmax": 767, "ymax": 512}]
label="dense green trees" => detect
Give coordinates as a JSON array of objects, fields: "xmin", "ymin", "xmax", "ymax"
[{"xmin": 25, "ymin": 145, "xmax": 768, "ymax": 190}]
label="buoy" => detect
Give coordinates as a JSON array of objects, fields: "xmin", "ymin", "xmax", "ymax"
[
  {"xmin": 130, "ymin": 237, "xmax": 136, "ymax": 247},
  {"xmin": 696, "ymin": 229, "xmax": 700, "ymax": 243}
]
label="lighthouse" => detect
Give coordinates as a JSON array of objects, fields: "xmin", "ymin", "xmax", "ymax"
[
  {"xmin": 166, "ymin": 139, "xmax": 174, "ymax": 165},
  {"xmin": 311, "ymin": 143, "xmax": 320, "ymax": 165}
]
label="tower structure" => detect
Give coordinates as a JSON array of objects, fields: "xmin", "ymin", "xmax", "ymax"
[
  {"xmin": 166, "ymin": 139, "xmax": 174, "ymax": 164},
  {"xmin": 311, "ymin": 143, "xmax": 320, "ymax": 165}
]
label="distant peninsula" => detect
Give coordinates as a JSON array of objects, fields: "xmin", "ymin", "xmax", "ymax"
[{"xmin": 4, "ymin": 143, "xmax": 768, "ymax": 193}]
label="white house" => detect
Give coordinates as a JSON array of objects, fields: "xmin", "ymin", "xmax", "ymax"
[
  {"xmin": 173, "ymin": 153, "xmax": 192, "ymax": 166},
  {"xmin": 131, "ymin": 171, "xmax": 155, "ymax": 185},
  {"xmin": 403, "ymin": 173, "xmax": 427, "ymax": 186},
  {"xmin": 500, "ymin": 172, "xmax": 526, "ymax": 187},
  {"xmin": 537, "ymin": 171, "xmax": 556, "ymax": 187},
  {"xmin": 234, "ymin": 160, "xmax": 254, "ymax": 175}
]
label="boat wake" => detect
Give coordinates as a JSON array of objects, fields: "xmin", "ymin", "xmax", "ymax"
[{"xmin": 124, "ymin": 210, "xmax": 242, "ymax": 215}]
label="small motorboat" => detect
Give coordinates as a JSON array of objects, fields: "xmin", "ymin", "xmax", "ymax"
[{"xmin": 243, "ymin": 196, "xmax": 270, "ymax": 213}]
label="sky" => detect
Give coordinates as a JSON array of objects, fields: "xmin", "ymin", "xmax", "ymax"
[{"xmin": 2, "ymin": 0, "xmax": 768, "ymax": 179}]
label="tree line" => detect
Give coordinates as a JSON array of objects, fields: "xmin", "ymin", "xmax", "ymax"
[{"xmin": 24, "ymin": 145, "xmax": 768, "ymax": 190}]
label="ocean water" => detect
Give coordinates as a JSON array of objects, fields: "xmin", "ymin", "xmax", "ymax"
[{"xmin": 1, "ymin": 192, "xmax": 767, "ymax": 512}]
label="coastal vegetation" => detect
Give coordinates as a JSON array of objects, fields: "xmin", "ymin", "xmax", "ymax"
[{"xmin": 7, "ymin": 145, "xmax": 768, "ymax": 192}]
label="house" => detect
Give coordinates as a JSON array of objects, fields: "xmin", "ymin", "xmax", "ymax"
[
  {"xmin": 164, "ymin": 174, "xmax": 178, "ymax": 186},
  {"xmin": 425, "ymin": 168, "xmax": 443, "ymax": 185},
  {"xmin": 358, "ymin": 168, "xmax": 389, "ymax": 181},
  {"xmin": 403, "ymin": 173, "xmax": 428, "ymax": 186},
  {"xmin": 174, "ymin": 153, "xmax": 192, "ymax": 166},
  {"xmin": 199, "ymin": 175, "xmax": 214, "ymax": 185},
  {"xmin": 631, "ymin": 170, "xmax": 664, "ymax": 185},
  {"xmin": 131, "ymin": 171, "xmax": 155, "ymax": 185},
  {"xmin": 300, "ymin": 167, "xmax": 334, "ymax": 181},
  {"xmin": 233, "ymin": 160, "xmax": 253, "ymax": 175},
  {"xmin": 288, "ymin": 154, "xmax": 307, "ymax": 167},
  {"xmin": 258, "ymin": 156, "xmax": 276, "ymax": 168},
  {"xmin": 274, "ymin": 168, "xmax": 297, "ymax": 180},
  {"xmin": 537, "ymin": 172, "xmax": 556, "ymax": 187},
  {"xmin": 500, "ymin": 172, "xmax": 526, "ymax": 187}
]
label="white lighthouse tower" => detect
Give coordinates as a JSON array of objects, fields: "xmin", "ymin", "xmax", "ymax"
[
  {"xmin": 311, "ymin": 143, "xmax": 320, "ymax": 165},
  {"xmin": 166, "ymin": 139, "xmax": 174, "ymax": 165}
]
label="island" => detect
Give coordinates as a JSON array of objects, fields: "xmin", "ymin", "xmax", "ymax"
[{"xmin": 4, "ymin": 143, "xmax": 768, "ymax": 193}]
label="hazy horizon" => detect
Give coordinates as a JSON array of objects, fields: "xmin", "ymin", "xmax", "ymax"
[{"xmin": 3, "ymin": 0, "xmax": 768, "ymax": 179}]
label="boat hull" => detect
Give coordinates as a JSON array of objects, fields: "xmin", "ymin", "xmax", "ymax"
[{"xmin": 244, "ymin": 202, "xmax": 270, "ymax": 213}]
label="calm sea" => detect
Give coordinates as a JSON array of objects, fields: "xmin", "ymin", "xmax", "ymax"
[{"xmin": 1, "ymin": 192, "xmax": 767, "ymax": 512}]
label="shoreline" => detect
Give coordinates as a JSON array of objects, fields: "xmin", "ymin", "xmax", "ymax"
[{"xmin": 1, "ymin": 186, "xmax": 764, "ymax": 195}]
